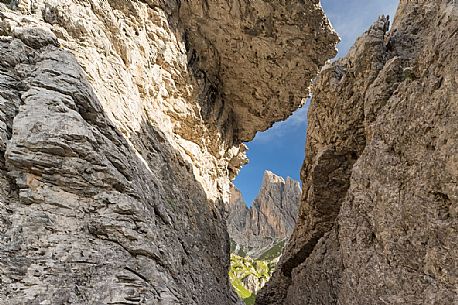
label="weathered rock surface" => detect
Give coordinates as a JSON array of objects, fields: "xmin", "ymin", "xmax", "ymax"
[
  {"xmin": 257, "ymin": 1, "xmax": 458, "ymax": 304},
  {"xmin": 228, "ymin": 171, "xmax": 301, "ymax": 258},
  {"xmin": 228, "ymin": 172, "xmax": 300, "ymax": 302},
  {"xmin": 0, "ymin": 0, "xmax": 337, "ymax": 304},
  {"xmin": 179, "ymin": 0, "xmax": 338, "ymax": 141}
]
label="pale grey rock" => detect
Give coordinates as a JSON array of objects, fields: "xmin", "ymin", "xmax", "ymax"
[
  {"xmin": 0, "ymin": 40, "xmax": 234, "ymax": 305},
  {"xmin": 227, "ymin": 171, "xmax": 301, "ymax": 258},
  {"xmin": 12, "ymin": 25, "xmax": 58, "ymax": 48},
  {"xmin": 0, "ymin": 0, "xmax": 337, "ymax": 304},
  {"xmin": 179, "ymin": 0, "xmax": 339, "ymax": 141},
  {"xmin": 257, "ymin": 1, "xmax": 458, "ymax": 304},
  {"xmin": 227, "ymin": 186, "xmax": 250, "ymax": 237}
]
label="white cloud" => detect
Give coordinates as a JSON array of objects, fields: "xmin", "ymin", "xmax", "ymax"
[{"xmin": 252, "ymin": 101, "xmax": 310, "ymax": 144}]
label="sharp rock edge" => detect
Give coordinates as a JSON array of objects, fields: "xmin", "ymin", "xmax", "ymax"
[
  {"xmin": 256, "ymin": 1, "xmax": 458, "ymax": 304},
  {"xmin": 0, "ymin": 0, "xmax": 337, "ymax": 304}
]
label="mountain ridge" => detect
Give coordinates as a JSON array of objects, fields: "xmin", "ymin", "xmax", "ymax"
[
  {"xmin": 228, "ymin": 170, "xmax": 301, "ymax": 258},
  {"xmin": 227, "ymin": 171, "xmax": 301, "ymax": 303}
]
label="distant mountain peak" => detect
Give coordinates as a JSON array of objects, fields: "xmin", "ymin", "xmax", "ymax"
[
  {"xmin": 262, "ymin": 170, "xmax": 284, "ymax": 183},
  {"xmin": 227, "ymin": 171, "xmax": 301, "ymax": 258}
]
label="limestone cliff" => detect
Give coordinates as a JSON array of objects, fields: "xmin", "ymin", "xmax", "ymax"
[
  {"xmin": 227, "ymin": 171, "xmax": 301, "ymax": 303},
  {"xmin": 257, "ymin": 1, "xmax": 458, "ymax": 304},
  {"xmin": 0, "ymin": 0, "xmax": 337, "ymax": 304},
  {"xmin": 228, "ymin": 171, "xmax": 301, "ymax": 258}
]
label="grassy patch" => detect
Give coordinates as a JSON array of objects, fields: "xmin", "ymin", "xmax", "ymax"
[
  {"xmin": 258, "ymin": 240, "xmax": 285, "ymax": 261},
  {"xmin": 231, "ymin": 277, "xmax": 253, "ymax": 300},
  {"xmin": 229, "ymin": 240, "xmax": 288, "ymax": 304},
  {"xmin": 243, "ymin": 294, "xmax": 256, "ymax": 305},
  {"xmin": 229, "ymin": 254, "xmax": 275, "ymax": 304}
]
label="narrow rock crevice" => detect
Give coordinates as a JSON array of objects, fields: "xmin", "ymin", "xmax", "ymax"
[
  {"xmin": 0, "ymin": 1, "xmax": 338, "ymax": 304},
  {"xmin": 258, "ymin": 1, "xmax": 457, "ymax": 304}
]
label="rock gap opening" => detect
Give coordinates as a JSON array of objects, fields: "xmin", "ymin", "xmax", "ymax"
[
  {"xmin": 226, "ymin": 103, "xmax": 309, "ymax": 304},
  {"xmin": 227, "ymin": 2, "xmax": 400, "ymax": 303}
]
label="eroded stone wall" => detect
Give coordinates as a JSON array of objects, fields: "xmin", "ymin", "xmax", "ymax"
[
  {"xmin": 257, "ymin": 1, "xmax": 458, "ymax": 304},
  {"xmin": 0, "ymin": 0, "xmax": 337, "ymax": 304}
]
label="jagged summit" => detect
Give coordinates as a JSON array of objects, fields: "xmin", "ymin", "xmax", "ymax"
[
  {"xmin": 257, "ymin": 2, "xmax": 458, "ymax": 304},
  {"xmin": 261, "ymin": 170, "xmax": 285, "ymax": 185},
  {"xmin": 227, "ymin": 171, "xmax": 301, "ymax": 258}
]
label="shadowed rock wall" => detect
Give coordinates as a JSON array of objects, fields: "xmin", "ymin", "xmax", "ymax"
[
  {"xmin": 257, "ymin": 1, "xmax": 458, "ymax": 304},
  {"xmin": 0, "ymin": 0, "xmax": 337, "ymax": 304}
]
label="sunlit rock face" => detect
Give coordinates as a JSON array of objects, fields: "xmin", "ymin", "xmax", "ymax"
[
  {"xmin": 0, "ymin": 0, "xmax": 337, "ymax": 304},
  {"xmin": 257, "ymin": 1, "xmax": 458, "ymax": 304},
  {"xmin": 227, "ymin": 171, "xmax": 301, "ymax": 258},
  {"xmin": 179, "ymin": 0, "xmax": 338, "ymax": 141}
]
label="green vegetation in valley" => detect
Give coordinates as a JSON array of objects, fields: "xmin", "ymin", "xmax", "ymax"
[
  {"xmin": 229, "ymin": 239, "xmax": 289, "ymax": 304},
  {"xmin": 229, "ymin": 254, "xmax": 275, "ymax": 304},
  {"xmin": 243, "ymin": 294, "xmax": 256, "ymax": 305},
  {"xmin": 258, "ymin": 240, "xmax": 285, "ymax": 261},
  {"xmin": 230, "ymin": 238, "xmax": 251, "ymax": 257},
  {"xmin": 231, "ymin": 275, "xmax": 254, "ymax": 304}
]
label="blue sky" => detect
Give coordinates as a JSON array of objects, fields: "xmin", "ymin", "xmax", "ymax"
[{"xmin": 233, "ymin": 0, "xmax": 399, "ymax": 206}]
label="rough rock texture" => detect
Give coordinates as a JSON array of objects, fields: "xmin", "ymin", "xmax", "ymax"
[
  {"xmin": 257, "ymin": 1, "xmax": 458, "ymax": 304},
  {"xmin": 227, "ymin": 171, "xmax": 301, "ymax": 258},
  {"xmin": 179, "ymin": 0, "xmax": 338, "ymax": 141},
  {"xmin": 0, "ymin": 23, "xmax": 235, "ymax": 305},
  {"xmin": 0, "ymin": 0, "xmax": 337, "ymax": 304}
]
